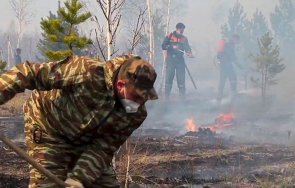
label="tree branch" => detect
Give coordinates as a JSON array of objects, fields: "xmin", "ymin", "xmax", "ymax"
[{"xmin": 129, "ymin": 8, "xmax": 147, "ymax": 53}]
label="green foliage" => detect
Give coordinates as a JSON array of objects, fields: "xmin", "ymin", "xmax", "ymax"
[
  {"xmin": 45, "ymin": 50, "xmax": 73, "ymax": 61},
  {"xmin": 240, "ymin": 9, "xmax": 270, "ymax": 69},
  {"xmin": 221, "ymin": 1, "xmax": 247, "ymax": 38},
  {"xmin": 38, "ymin": 0, "xmax": 92, "ymax": 61},
  {"xmin": 251, "ymin": 32, "xmax": 285, "ymax": 98},
  {"xmin": 221, "ymin": 1, "xmax": 272, "ymax": 89},
  {"xmin": 0, "ymin": 60, "xmax": 7, "ymax": 74},
  {"xmin": 250, "ymin": 9, "xmax": 269, "ymax": 40},
  {"xmin": 270, "ymin": 0, "xmax": 295, "ymax": 53}
]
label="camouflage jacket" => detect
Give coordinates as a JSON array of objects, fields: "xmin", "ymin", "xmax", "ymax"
[{"xmin": 0, "ymin": 55, "xmax": 147, "ymax": 183}]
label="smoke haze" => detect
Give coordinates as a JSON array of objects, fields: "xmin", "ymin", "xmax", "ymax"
[
  {"xmin": 0, "ymin": 0, "xmax": 294, "ymax": 145},
  {"xmin": 142, "ymin": 0, "xmax": 295, "ymax": 146}
]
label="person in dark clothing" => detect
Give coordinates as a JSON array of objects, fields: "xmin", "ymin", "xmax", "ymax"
[
  {"xmin": 14, "ymin": 48, "xmax": 22, "ymax": 65},
  {"xmin": 162, "ymin": 22, "xmax": 193, "ymax": 100},
  {"xmin": 216, "ymin": 35, "xmax": 240, "ymax": 103}
]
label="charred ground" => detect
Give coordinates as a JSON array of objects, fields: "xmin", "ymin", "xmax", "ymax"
[
  {"xmin": 1, "ymin": 131, "xmax": 295, "ymax": 188},
  {"xmin": 1, "ymin": 93, "xmax": 295, "ymax": 187}
]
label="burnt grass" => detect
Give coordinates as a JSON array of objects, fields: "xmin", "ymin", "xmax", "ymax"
[
  {"xmin": 1, "ymin": 133, "xmax": 295, "ymax": 187},
  {"xmin": 0, "ymin": 143, "xmax": 29, "ymax": 188},
  {"xmin": 115, "ymin": 134, "xmax": 295, "ymax": 187},
  {"xmin": 1, "ymin": 109, "xmax": 295, "ymax": 188}
]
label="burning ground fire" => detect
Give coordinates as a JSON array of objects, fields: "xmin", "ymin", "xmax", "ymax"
[
  {"xmin": 186, "ymin": 118, "xmax": 198, "ymax": 132},
  {"xmin": 186, "ymin": 113, "xmax": 236, "ymax": 133}
]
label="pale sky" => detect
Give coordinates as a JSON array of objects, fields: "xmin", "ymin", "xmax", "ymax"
[{"xmin": 0, "ymin": 0, "xmax": 63, "ymax": 33}]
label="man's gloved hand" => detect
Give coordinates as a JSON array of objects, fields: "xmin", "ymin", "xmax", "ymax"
[{"xmin": 65, "ymin": 178, "xmax": 84, "ymax": 188}]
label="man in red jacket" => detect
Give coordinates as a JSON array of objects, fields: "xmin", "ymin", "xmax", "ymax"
[
  {"xmin": 162, "ymin": 22, "xmax": 193, "ymax": 100},
  {"xmin": 216, "ymin": 35, "xmax": 240, "ymax": 103}
]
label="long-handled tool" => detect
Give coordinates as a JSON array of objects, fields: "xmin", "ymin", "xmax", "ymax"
[
  {"xmin": 184, "ymin": 61, "xmax": 197, "ymax": 89},
  {"xmin": 0, "ymin": 133, "xmax": 68, "ymax": 187},
  {"xmin": 177, "ymin": 49, "xmax": 197, "ymax": 89}
]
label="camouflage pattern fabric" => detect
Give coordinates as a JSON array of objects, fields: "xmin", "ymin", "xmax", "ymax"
[{"xmin": 0, "ymin": 55, "xmax": 147, "ymax": 187}]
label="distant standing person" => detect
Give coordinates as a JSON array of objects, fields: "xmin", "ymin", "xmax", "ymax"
[
  {"xmin": 161, "ymin": 22, "xmax": 193, "ymax": 100},
  {"xmin": 14, "ymin": 48, "xmax": 22, "ymax": 65},
  {"xmin": 216, "ymin": 35, "xmax": 240, "ymax": 103}
]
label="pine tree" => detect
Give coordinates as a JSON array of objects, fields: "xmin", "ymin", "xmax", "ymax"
[
  {"xmin": 250, "ymin": 9, "xmax": 269, "ymax": 41},
  {"xmin": 241, "ymin": 9, "xmax": 270, "ymax": 84},
  {"xmin": 251, "ymin": 32, "xmax": 285, "ymax": 102},
  {"xmin": 38, "ymin": 0, "xmax": 92, "ymax": 61},
  {"xmin": 37, "ymin": 11, "xmax": 67, "ymax": 61},
  {"xmin": 220, "ymin": 1, "xmax": 247, "ymax": 38},
  {"xmin": 270, "ymin": 0, "xmax": 295, "ymax": 54}
]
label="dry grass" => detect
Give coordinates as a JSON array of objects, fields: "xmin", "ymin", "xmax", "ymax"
[{"xmin": 0, "ymin": 92, "xmax": 30, "ymax": 116}]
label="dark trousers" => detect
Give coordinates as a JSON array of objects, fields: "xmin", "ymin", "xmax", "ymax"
[
  {"xmin": 217, "ymin": 62, "xmax": 237, "ymax": 101},
  {"xmin": 165, "ymin": 55, "xmax": 186, "ymax": 99}
]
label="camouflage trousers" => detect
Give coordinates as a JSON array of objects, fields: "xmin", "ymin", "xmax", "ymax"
[{"xmin": 24, "ymin": 122, "xmax": 121, "ymax": 188}]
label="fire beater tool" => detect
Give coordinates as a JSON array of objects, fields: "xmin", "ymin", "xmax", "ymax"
[
  {"xmin": 0, "ymin": 133, "xmax": 68, "ymax": 187},
  {"xmin": 177, "ymin": 49, "xmax": 197, "ymax": 89}
]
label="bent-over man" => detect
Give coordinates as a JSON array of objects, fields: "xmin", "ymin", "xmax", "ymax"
[{"xmin": 0, "ymin": 54, "xmax": 158, "ymax": 188}]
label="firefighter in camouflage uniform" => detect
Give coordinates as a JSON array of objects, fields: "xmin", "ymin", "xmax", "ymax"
[{"xmin": 0, "ymin": 54, "xmax": 158, "ymax": 188}]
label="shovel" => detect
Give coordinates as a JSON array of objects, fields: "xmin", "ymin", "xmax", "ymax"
[{"xmin": 0, "ymin": 133, "xmax": 68, "ymax": 187}]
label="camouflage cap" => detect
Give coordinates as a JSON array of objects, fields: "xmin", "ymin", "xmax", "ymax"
[{"xmin": 118, "ymin": 58, "xmax": 158, "ymax": 100}]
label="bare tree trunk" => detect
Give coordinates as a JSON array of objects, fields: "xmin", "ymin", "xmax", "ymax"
[
  {"xmin": 124, "ymin": 141, "xmax": 130, "ymax": 188},
  {"xmin": 261, "ymin": 67, "xmax": 267, "ymax": 104},
  {"xmin": 7, "ymin": 36, "xmax": 14, "ymax": 69},
  {"xmin": 17, "ymin": 20, "xmax": 22, "ymax": 48},
  {"xmin": 146, "ymin": 0, "xmax": 154, "ymax": 65},
  {"xmin": 10, "ymin": 0, "xmax": 33, "ymax": 48},
  {"xmin": 106, "ymin": 0, "xmax": 112, "ymax": 60},
  {"xmin": 165, "ymin": 0, "xmax": 171, "ymax": 35},
  {"xmin": 0, "ymin": 51, "xmax": 3, "ymax": 61},
  {"xmin": 261, "ymin": 69, "xmax": 264, "ymax": 98},
  {"xmin": 128, "ymin": 8, "xmax": 147, "ymax": 53},
  {"xmin": 96, "ymin": 0, "xmax": 124, "ymax": 60},
  {"xmin": 159, "ymin": 0, "xmax": 172, "ymax": 94}
]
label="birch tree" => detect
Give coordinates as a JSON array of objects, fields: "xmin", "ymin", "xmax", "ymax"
[
  {"xmin": 6, "ymin": 36, "xmax": 14, "ymax": 69},
  {"xmin": 159, "ymin": 0, "xmax": 172, "ymax": 94},
  {"xmin": 96, "ymin": 0, "xmax": 124, "ymax": 60},
  {"xmin": 146, "ymin": 0, "xmax": 154, "ymax": 65},
  {"xmin": 165, "ymin": 0, "xmax": 171, "ymax": 35},
  {"xmin": 10, "ymin": 0, "xmax": 33, "ymax": 48},
  {"xmin": 127, "ymin": 8, "xmax": 147, "ymax": 53}
]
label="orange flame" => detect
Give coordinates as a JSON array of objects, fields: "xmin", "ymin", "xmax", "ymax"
[
  {"xmin": 185, "ymin": 113, "xmax": 236, "ymax": 133},
  {"xmin": 208, "ymin": 113, "xmax": 236, "ymax": 132},
  {"xmin": 217, "ymin": 113, "xmax": 235, "ymax": 122},
  {"xmin": 186, "ymin": 118, "xmax": 198, "ymax": 132}
]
